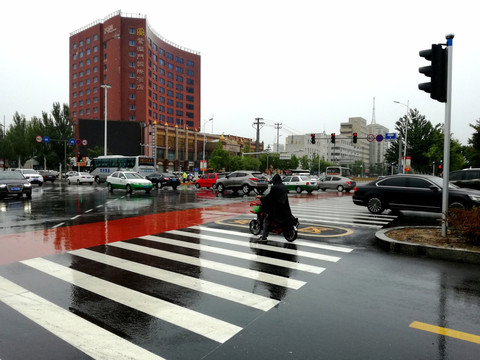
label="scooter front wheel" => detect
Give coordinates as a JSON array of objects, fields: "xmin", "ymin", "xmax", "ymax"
[
  {"xmin": 284, "ymin": 227, "xmax": 297, "ymax": 242},
  {"xmin": 249, "ymin": 219, "xmax": 262, "ymax": 235}
]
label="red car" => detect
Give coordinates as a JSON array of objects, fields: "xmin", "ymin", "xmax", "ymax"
[{"xmin": 194, "ymin": 173, "xmax": 225, "ymax": 189}]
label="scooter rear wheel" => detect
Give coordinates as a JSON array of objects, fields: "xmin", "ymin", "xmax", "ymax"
[
  {"xmin": 284, "ymin": 228, "xmax": 297, "ymax": 242},
  {"xmin": 249, "ymin": 219, "xmax": 262, "ymax": 235}
]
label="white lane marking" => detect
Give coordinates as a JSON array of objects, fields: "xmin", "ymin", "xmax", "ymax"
[
  {"xmin": 165, "ymin": 230, "xmax": 341, "ymax": 263},
  {"xmin": 109, "ymin": 241, "xmax": 306, "ymax": 290},
  {"xmin": 141, "ymin": 234, "xmax": 327, "ymax": 273},
  {"xmin": 70, "ymin": 215, "xmax": 81, "ymax": 220},
  {"xmin": 52, "ymin": 222, "xmax": 65, "ymax": 228},
  {"xmin": 190, "ymin": 226, "xmax": 353, "ymax": 253},
  {"xmin": 70, "ymin": 248, "xmax": 279, "ymax": 311},
  {"xmin": 84, "ymin": 209, "xmax": 93, "ymax": 213},
  {"xmin": 21, "ymin": 258, "xmax": 242, "ymax": 343},
  {"xmin": 0, "ymin": 275, "xmax": 165, "ymax": 360}
]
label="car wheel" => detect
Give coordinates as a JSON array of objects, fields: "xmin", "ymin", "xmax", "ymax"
[
  {"xmin": 172, "ymin": 185, "xmax": 178, "ymax": 190},
  {"xmin": 195, "ymin": 183, "xmax": 201, "ymax": 189},
  {"xmin": 321, "ymin": 188, "xmax": 326, "ymax": 191},
  {"xmin": 367, "ymin": 196, "xmax": 384, "ymax": 214},
  {"xmin": 67, "ymin": 179, "xmax": 71, "ymax": 185},
  {"xmin": 345, "ymin": 189, "xmax": 351, "ymax": 193},
  {"xmin": 108, "ymin": 183, "xmax": 113, "ymax": 193},
  {"xmin": 337, "ymin": 185, "xmax": 344, "ymax": 192},
  {"xmin": 449, "ymin": 200, "xmax": 466, "ymax": 209},
  {"xmin": 38, "ymin": 182, "xmax": 43, "ymax": 187},
  {"xmin": 159, "ymin": 182, "xmax": 164, "ymax": 189},
  {"xmin": 307, "ymin": 190, "xmax": 313, "ymax": 194},
  {"xmin": 126, "ymin": 184, "xmax": 133, "ymax": 194},
  {"xmin": 146, "ymin": 188, "xmax": 151, "ymax": 194},
  {"xmin": 296, "ymin": 186, "xmax": 303, "ymax": 194},
  {"xmin": 242, "ymin": 184, "xmax": 251, "ymax": 195},
  {"xmin": 25, "ymin": 192, "xmax": 32, "ymax": 199},
  {"xmin": 95, "ymin": 176, "xmax": 101, "ymax": 184},
  {"xmin": 77, "ymin": 180, "xmax": 81, "ymax": 185},
  {"xmin": 217, "ymin": 183, "xmax": 225, "ymax": 193},
  {"xmin": 212, "ymin": 184, "xmax": 217, "ymax": 190}
]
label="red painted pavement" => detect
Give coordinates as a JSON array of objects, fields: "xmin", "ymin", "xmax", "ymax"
[{"xmin": 0, "ymin": 202, "xmax": 252, "ymax": 265}]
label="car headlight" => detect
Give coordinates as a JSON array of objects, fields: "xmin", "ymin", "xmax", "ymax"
[
  {"xmin": 0, "ymin": 184, "xmax": 6, "ymax": 189},
  {"xmin": 468, "ymin": 194, "xmax": 480, "ymax": 202},
  {"xmin": 24, "ymin": 183, "xmax": 32, "ymax": 187}
]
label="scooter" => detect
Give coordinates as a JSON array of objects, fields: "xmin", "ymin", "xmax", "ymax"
[{"xmin": 249, "ymin": 198, "xmax": 299, "ymax": 242}]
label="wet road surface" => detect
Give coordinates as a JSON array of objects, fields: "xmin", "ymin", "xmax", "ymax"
[{"xmin": 0, "ymin": 183, "xmax": 479, "ymax": 359}]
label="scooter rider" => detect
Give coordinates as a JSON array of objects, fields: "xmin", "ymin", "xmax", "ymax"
[{"xmin": 259, "ymin": 173, "xmax": 293, "ymax": 240}]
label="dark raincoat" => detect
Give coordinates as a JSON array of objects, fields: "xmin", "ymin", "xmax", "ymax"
[{"xmin": 262, "ymin": 174, "xmax": 293, "ymax": 224}]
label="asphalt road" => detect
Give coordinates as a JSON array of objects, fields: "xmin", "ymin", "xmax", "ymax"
[{"xmin": 0, "ymin": 182, "xmax": 479, "ymax": 359}]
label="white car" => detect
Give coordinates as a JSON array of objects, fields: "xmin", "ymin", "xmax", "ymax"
[
  {"xmin": 105, "ymin": 171, "xmax": 153, "ymax": 194},
  {"xmin": 67, "ymin": 172, "xmax": 94, "ymax": 185},
  {"xmin": 14, "ymin": 169, "xmax": 44, "ymax": 186}
]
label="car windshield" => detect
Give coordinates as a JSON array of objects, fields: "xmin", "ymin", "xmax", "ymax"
[
  {"xmin": 124, "ymin": 172, "xmax": 143, "ymax": 179},
  {"xmin": 0, "ymin": 172, "xmax": 25, "ymax": 180},
  {"xmin": 22, "ymin": 170, "xmax": 37, "ymax": 174},
  {"xmin": 79, "ymin": 172, "xmax": 90, "ymax": 176}
]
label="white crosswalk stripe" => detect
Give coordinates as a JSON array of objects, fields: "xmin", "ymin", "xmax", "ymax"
[{"xmin": 0, "ymin": 215, "xmax": 356, "ymax": 359}]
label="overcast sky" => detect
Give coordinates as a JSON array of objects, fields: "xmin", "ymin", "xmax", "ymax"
[{"xmin": 1, "ymin": 0, "xmax": 479, "ymax": 147}]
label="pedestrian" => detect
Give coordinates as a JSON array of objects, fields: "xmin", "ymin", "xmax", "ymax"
[{"xmin": 182, "ymin": 171, "xmax": 187, "ymax": 183}]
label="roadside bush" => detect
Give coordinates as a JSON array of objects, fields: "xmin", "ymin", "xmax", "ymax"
[{"xmin": 447, "ymin": 208, "xmax": 480, "ymax": 244}]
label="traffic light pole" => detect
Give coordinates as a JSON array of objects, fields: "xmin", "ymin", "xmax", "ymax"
[{"xmin": 441, "ymin": 34, "xmax": 454, "ymax": 237}]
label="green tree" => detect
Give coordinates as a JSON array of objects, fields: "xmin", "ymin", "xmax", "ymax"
[
  {"xmin": 208, "ymin": 142, "xmax": 230, "ymax": 171},
  {"xmin": 465, "ymin": 119, "xmax": 480, "ymax": 167}
]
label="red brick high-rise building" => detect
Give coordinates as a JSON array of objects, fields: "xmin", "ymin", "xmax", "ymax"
[{"xmin": 69, "ymin": 10, "xmax": 201, "ymax": 158}]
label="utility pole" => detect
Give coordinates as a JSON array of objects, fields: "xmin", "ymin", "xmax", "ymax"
[
  {"xmin": 274, "ymin": 123, "xmax": 282, "ymax": 152},
  {"xmin": 253, "ymin": 117, "xmax": 264, "ymax": 158}
]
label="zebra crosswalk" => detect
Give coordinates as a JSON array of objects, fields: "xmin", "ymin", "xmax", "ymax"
[
  {"xmin": 289, "ymin": 196, "xmax": 397, "ymax": 229},
  {"xmin": 0, "ymin": 221, "xmax": 354, "ymax": 360}
]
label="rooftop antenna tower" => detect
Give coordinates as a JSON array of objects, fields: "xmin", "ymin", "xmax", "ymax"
[{"xmin": 371, "ymin": 96, "xmax": 376, "ymax": 124}]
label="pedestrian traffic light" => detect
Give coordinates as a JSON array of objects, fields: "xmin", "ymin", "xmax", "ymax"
[
  {"xmin": 77, "ymin": 153, "xmax": 82, "ymax": 163},
  {"xmin": 419, "ymin": 44, "xmax": 447, "ymax": 103},
  {"xmin": 311, "ymin": 133, "xmax": 316, "ymax": 144},
  {"xmin": 331, "ymin": 133, "xmax": 335, "ymax": 144},
  {"xmin": 353, "ymin": 133, "xmax": 357, "ymax": 143}
]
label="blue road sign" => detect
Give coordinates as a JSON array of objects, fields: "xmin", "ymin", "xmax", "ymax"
[
  {"xmin": 69, "ymin": 138, "xmax": 75, "ymax": 145},
  {"xmin": 385, "ymin": 133, "xmax": 397, "ymax": 141},
  {"xmin": 43, "ymin": 136, "xmax": 50, "ymax": 143},
  {"xmin": 376, "ymin": 134, "xmax": 384, "ymax": 142}
]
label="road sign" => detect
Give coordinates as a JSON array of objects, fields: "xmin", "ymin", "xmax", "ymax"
[
  {"xmin": 279, "ymin": 153, "xmax": 292, "ymax": 160},
  {"xmin": 69, "ymin": 138, "xmax": 75, "ymax": 145},
  {"xmin": 76, "ymin": 139, "xmax": 81, "ymax": 145},
  {"xmin": 376, "ymin": 134, "xmax": 384, "ymax": 142},
  {"xmin": 367, "ymin": 134, "xmax": 375, "ymax": 142},
  {"xmin": 36, "ymin": 135, "xmax": 42, "ymax": 143},
  {"xmin": 82, "ymin": 139, "xmax": 88, "ymax": 146},
  {"xmin": 43, "ymin": 136, "xmax": 50, "ymax": 143},
  {"xmin": 385, "ymin": 133, "xmax": 397, "ymax": 141}
]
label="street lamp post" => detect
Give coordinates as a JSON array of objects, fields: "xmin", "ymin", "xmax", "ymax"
[
  {"xmin": 394, "ymin": 100, "xmax": 409, "ymax": 173},
  {"xmin": 101, "ymin": 84, "xmax": 112, "ymax": 156},
  {"xmin": 265, "ymin": 145, "xmax": 271, "ymax": 173},
  {"xmin": 202, "ymin": 118, "xmax": 213, "ymax": 174}
]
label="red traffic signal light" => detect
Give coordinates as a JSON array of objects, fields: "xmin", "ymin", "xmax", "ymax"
[
  {"xmin": 331, "ymin": 133, "xmax": 336, "ymax": 144},
  {"xmin": 353, "ymin": 133, "xmax": 357, "ymax": 143},
  {"xmin": 311, "ymin": 133, "xmax": 316, "ymax": 144}
]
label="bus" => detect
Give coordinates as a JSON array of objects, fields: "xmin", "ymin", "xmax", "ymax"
[
  {"xmin": 90, "ymin": 155, "xmax": 155, "ymax": 183},
  {"xmin": 326, "ymin": 166, "xmax": 353, "ymax": 178}
]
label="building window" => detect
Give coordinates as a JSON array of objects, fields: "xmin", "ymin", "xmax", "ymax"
[
  {"xmin": 93, "ymin": 107, "xmax": 98, "ymax": 113},
  {"xmin": 129, "ymin": 51, "xmax": 136, "ymax": 57},
  {"xmin": 129, "ymin": 72, "xmax": 135, "ymax": 78},
  {"xmin": 129, "ymin": 83, "xmax": 135, "ymax": 89},
  {"xmin": 186, "ymin": 70, "xmax": 194, "ymax": 76},
  {"xmin": 176, "ymin": 56, "xmax": 183, "ymax": 64},
  {"xmin": 93, "ymin": 34, "xmax": 98, "ymax": 41},
  {"xmin": 176, "ymin": 101, "xmax": 183, "ymax": 108},
  {"xmin": 186, "ymin": 78, "xmax": 194, "ymax": 85},
  {"xmin": 129, "ymin": 104, "xmax": 136, "ymax": 110},
  {"xmin": 176, "ymin": 110, "xmax": 183, "ymax": 116},
  {"xmin": 93, "ymin": 45, "xmax": 98, "ymax": 52},
  {"xmin": 186, "ymin": 95, "xmax": 194, "ymax": 102},
  {"xmin": 129, "ymin": 94, "xmax": 136, "ymax": 100},
  {"xmin": 186, "ymin": 60, "xmax": 194, "ymax": 67},
  {"xmin": 129, "ymin": 62, "xmax": 135, "ymax": 67},
  {"xmin": 176, "ymin": 75, "xmax": 183, "ymax": 82},
  {"xmin": 176, "ymin": 84, "xmax": 183, "ymax": 91},
  {"xmin": 176, "ymin": 66, "xmax": 183, "ymax": 73},
  {"xmin": 129, "ymin": 27, "xmax": 135, "ymax": 35},
  {"xmin": 129, "ymin": 40, "xmax": 135, "ymax": 46},
  {"xmin": 129, "ymin": 115, "xmax": 136, "ymax": 121}
]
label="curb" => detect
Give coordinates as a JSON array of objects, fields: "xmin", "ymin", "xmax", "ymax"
[{"xmin": 375, "ymin": 226, "xmax": 480, "ymax": 265}]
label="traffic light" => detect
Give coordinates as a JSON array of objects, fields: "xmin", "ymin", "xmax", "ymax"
[
  {"xmin": 418, "ymin": 44, "xmax": 447, "ymax": 103},
  {"xmin": 353, "ymin": 133, "xmax": 357, "ymax": 143},
  {"xmin": 438, "ymin": 159, "xmax": 443, "ymax": 172},
  {"xmin": 77, "ymin": 153, "xmax": 82, "ymax": 163},
  {"xmin": 311, "ymin": 133, "xmax": 316, "ymax": 144},
  {"xmin": 331, "ymin": 133, "xmax": 335, "ymax": 144}
]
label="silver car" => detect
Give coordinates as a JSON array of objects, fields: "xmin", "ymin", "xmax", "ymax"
[
  {"xmin": 319, "ymin": 176, "xmax": 356, "ymax": 192},
  {"xmin": 216, "ymin": 170, "xmax": 269, "ymax": 195}
]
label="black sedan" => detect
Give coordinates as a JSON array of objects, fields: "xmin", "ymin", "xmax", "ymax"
[
  {"xmin": 0, "ymin": 171, "xmax": 32, "ymax": 199},
  {"xmin": 38, "ymin": 170, "xmax": 57, "ymax": 182},
  {"xmin": 352, "ymin": 174, "xmax": 480, "ymax": 214},
  {"xmin": 145, "ymin": 172, "xmax": 180, "ymax": 189}
]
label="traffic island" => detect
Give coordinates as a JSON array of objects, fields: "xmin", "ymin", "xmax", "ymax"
[{"xmin": 375, "ymin": 226, "xmax": 480, "ymax": 265}]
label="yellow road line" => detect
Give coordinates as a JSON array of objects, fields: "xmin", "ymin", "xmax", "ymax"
[{"xmin": 410, "ymin": 321, "xmax": 480, "ymax": 344}]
